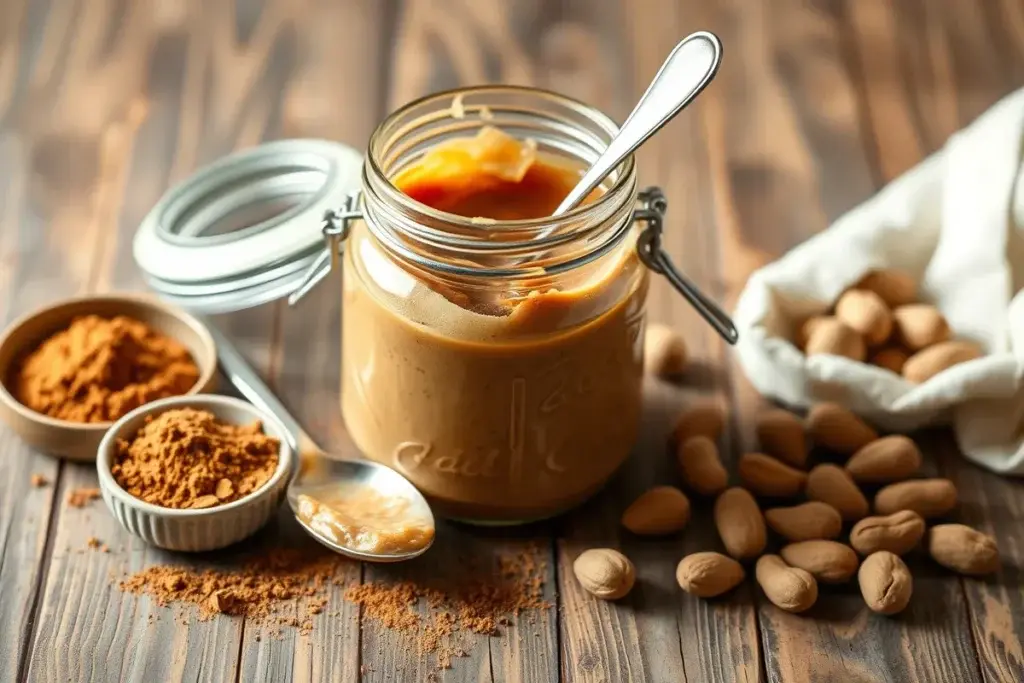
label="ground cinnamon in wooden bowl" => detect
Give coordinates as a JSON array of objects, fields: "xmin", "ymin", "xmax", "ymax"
[
  {"xmin": 0, "ymin": 294, "xmax": 217, "ymax": 461},
  {"xmin": 13, "ymin": 314, "xmax": 200, "ymax": 423},
  {"xmin": 112, "ymin": 407, "xmax": 280, "ymax": 510}
]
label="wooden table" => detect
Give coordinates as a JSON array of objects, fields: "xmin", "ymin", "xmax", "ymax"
[{"xmin": 2, "ymin": 0, "xmax": 1023, "ymax": 681}]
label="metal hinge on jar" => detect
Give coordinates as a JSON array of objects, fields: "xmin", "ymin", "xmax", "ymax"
[
  {"xmin": 635, "ymin": 187, "xmax": 738, "ymax": 344},
  {"xmin": 288, "ymin": 188, "xmax": 739, "ymax": 346},
  {"xmin": 287, "ymin": 192, "xmax": 363, "ymax": 306}
]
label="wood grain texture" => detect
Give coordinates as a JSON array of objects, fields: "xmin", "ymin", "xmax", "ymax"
[
  {"xmin": 705, "ymin": 0, "xmax": 988, "ymax": 681},
  {"xmin": 0, "ymin": 0, "xmax": 1023, "ymax": 681},
  {"xmin": 0, "ymin": 1, "xmax": 123, "ymax": 679},
  {"xmin": 263, "ymin": 1, "xmax": 391, "ymax": 681},
  {"xmin": 374, "ymin": 1, "xmax": 567, "ymax": 680},
  {"xmin": 873, "ymin": 2, "xmax": 1024, "ymax": 681},
  {"xmin": 18, "ymin": 1, "xmax": 317, "ymax": 680}
]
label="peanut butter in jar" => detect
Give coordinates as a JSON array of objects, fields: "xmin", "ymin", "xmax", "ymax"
[{"xmin": 342, "ymin": 96, "xmax": 649, "ymax": 523}]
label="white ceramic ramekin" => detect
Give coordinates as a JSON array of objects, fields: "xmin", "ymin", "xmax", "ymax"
[{"xmin": 96, "ymin": 394, "xmax": 293, "ymax": 552}]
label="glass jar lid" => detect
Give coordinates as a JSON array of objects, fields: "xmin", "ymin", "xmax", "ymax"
[{"xmin": 133, "ymin": 139, "xmax": 363, "ymax": 313}]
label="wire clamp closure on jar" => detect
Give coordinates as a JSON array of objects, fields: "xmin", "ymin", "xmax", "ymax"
[
  {"xmin": 635, "ymin": 187, "xmax": 738, "ymax": 344},
  {"xmin": 288, "ymin": 192, "xmax": 362, "ymax": 306},
  {"xmin": 289, "ymin": 187, "xmax": 740, "ymax": 346}
]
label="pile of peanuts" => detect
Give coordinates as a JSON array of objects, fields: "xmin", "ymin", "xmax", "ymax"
[
  {"xmin": 573, "ymin": 339, "xmax": 1000, "ymax": 614},
  {"xmin": 796, "ymin": 269, "xmax": 982, "ymax": 383}
]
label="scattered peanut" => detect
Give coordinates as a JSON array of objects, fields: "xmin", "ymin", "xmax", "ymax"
[
  {"xmin": 677, "ymin": 436, "xmax": 728, "ymax": 496},
  {"xmin": 902, "ymin": 340, "xmax": 983, "ymax": 384},
  {"xmin": 805, "ymin": 318, "xmax": 866, "ymax": 361},
  {"xmin": 870, "ymin": 346, "xmax": 910, "ymax": 375},
  {"xmin": 673, "ymin": 402, "xmax": 726, "ymax": 444},
  {"xmin": 835, "ymin": 289, "xmax": 893, "ymax": 346},
  {"xmin": 644, "ymin": 323, "xmax": 688, "ymax": 378},
  {"xmin": 622, "ymin": 486, "xmax": 691, "ymax": 535},
  {"xmin": 856, "ymin": 269, "xmax": 917, "ymax": 308},
  {"xmin": 765, "ymin": 502, "xmax": 843, "ymax": 542},
  {"xmin": 676, "ymin": 552, "xmax": 746, "ymax": 598},
  {"xmin": 738, "ymin": 453, "xmax": 808, "ymax": 498},
  {"xmin": 806, "ymin": 403, "xmax": 878, "ymax": 455},
  {"xmin": 573, "ymin": 549, "xmax": 636, "ymax": 600},
  {"xmin": 755, "ymin": 554, "xmax": 818, "ymax": 613},
  {"xmin": 927, "ymin": 524, "xmax": 1000, "ymax": 576},
  {"xmin": 755, "ymin": 409, "xmax": 807, "ymax": 468},
  {"xmin": 892, "ymin": 304, "xmax": 950, "ymax": 351},
  {"xmin": 858, "ymin": 551, "xmax": 913, "ymax": 615},
  {"xmin": 845, "ymin": 435, "xmax": 922, "ymax": 483},
  {"xmin": 849, "ymin": 510, "xmax": 926, "ymax": 556},
  {"xmin": 797, "ymin": 316, "xmax": 830, "ymax": 349},
  {"xmin": 780, "ymin": 540, "xmax": 859, "ymax": 583},
  {"xmin": 714, "ymin": 487, "xmax": 767, "ymax": 560},
  {"xmin": 874, "ymin": 478, "xmax": 958, "ymax": 518},
  {"xmin": 806, "ymin": 464, "xmax": 870, "ymax": 521}
]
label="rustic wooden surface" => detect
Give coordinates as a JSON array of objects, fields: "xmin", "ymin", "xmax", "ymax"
[{"xmin": 1, "ymin": 0, "xmax": 1023, "ymax": 681}]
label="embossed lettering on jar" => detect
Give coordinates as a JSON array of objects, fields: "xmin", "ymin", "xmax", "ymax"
[{"xmin": 340, "ymin": 88, "xmax": 655, "ymax": 523}]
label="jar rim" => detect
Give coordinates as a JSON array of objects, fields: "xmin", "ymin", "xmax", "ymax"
[{"xmin": 364, "ymin": 84, "xmax": 636, "ymax": 233}]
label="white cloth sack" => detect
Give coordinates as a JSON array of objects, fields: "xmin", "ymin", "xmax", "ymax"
[{"xmin": 734, "ymin": 88, "xmax": 1024, "ymax": 476}]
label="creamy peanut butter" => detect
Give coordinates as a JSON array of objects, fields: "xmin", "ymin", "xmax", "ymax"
[
  {"xmin": 295, "ymin": 488, "xmax": 435, "ymax": 555},
  {"xmin": 342, "ymin": 127, "xmax": 647, "ymax": 522}
]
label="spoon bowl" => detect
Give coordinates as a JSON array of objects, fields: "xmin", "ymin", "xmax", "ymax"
[
  {"xmin": 287, "ymin": 446, "xmax": 435, "ymax": 562},
  {"xmin": 207, "ymin": 322, "xmax": 435, "ymax": 562}
]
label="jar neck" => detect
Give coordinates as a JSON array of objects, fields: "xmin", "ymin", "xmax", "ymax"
[{"xmin": 360, "ymin": 86, "xmax": 638, "ymax": 282}]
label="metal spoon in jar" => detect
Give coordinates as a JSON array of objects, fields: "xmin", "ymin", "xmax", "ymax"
[
  {"xmin": 549, "ymin": 31, "xmax": 738, "ymax": 344},
  {"xmin": 206, "ymin": 322, "xmax": 435, "ymax": 563}
]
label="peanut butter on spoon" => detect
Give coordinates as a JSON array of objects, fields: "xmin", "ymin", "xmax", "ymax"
[{"xmin": 295, "ymin": 486, "xmax": 435, "ymax": 555}]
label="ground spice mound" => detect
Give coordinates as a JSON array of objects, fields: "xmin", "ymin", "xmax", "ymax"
[
  {"xmin": 345, "ymin": 544, "xmax": 550, "ymax": 669},
  {"xmin": 118, "ymin": 549, "xmax": 345, "ymax": 628},
  {"xmin": 12, "ymin": 315, "xmax": 200, "ymax": 423},
  {"xmin": 111, "ymin": 408, "xmax": 279, "ymax": 509}
]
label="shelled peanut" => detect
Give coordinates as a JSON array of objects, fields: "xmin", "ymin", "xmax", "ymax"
[
  {"xmin": 573, "ymin": 397, "xmax": 1000, "ymax": 621},
  {"xmin": 794, "ymin": 268, "xmax": 983, "ymax": 383}
]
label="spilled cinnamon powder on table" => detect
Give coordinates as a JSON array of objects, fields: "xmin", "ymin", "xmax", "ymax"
[
  {"xmin": 345, "ymin": 546, "xmax": 550, "ymax": 668},
  {"xmin": 117, "ymin": 542, "xmax": 549, "ymax": 670},
  {"xmin": 120, "ymin": 548, "xmax": 342, "ymax": 634},
  {"xmin": 67, "ymin": 487, "xmax": 101, "ymax": 507}
]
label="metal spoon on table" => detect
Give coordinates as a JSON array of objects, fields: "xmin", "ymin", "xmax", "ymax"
[
  {"xmin": 547, "ymin": 31, "xmax": 738, "ymax": 344},
  {"xmin": 206, "ymin": 322, "xmax": 435, "ymax": 563}
]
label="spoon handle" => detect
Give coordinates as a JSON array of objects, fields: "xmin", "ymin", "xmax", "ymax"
[
  {"xmin": 203, "ymin": 318, "xmax": 321, "ymax": 457},
  {"xmin": 552, "ymin": 31, "xmax": 722, "ymax": 216}
]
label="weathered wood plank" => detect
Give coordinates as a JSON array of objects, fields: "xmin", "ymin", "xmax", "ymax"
[
  {"xmin": 565, "ymin": 1, "xmax": 764, "ymax": 682},
  {"xmin": 936, "ymin": 441, "xmax": 1024, "ymax": 683},
  {"xmin": 20, "ymin": 1, "xmax": 318, "ymax": 680},
  {"xmin": 366, "ymin": 1, "xmax": 594, "ymax": 681},
  {"xmin": 254, "ymin": 0, "xmax": 396, "ymax": 681},
  {"xmin": 0, "ymin": 0, "xmax": 130, "ymax": 679},
  {"xmin": 504, "ymin": 1, "xmax": 730, "ymax": 682},
  {"xmin": 1, "ymin": 0, "xmax": 1020, "ymax": 681},
  {"xmin": 706, "ymin": 0, "xmax": 984, "ymax": 680},
  {"xmin": 884, "ymin": 2, "xmax": 1024, "ymax": 681},
  {"xmin": 843, "ymin": 0, "xmax": 927, "ymax": 181}
]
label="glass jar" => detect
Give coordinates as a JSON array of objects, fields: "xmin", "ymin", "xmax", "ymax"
[
  {"xmin": 343, "ymin": 87, "xmax": 650, "ymax": 523},
  {"xmin": 133, "ymin": 85, "xmax": 735, "ymax": 525}
]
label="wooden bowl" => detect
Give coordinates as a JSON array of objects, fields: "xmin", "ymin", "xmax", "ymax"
[{"xmin": 0, "ymin": 294, "xmax": 217, "ymax": 461}]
